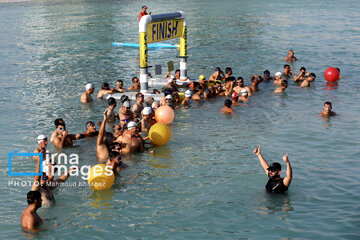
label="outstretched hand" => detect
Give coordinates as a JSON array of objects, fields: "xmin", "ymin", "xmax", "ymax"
[
  {"xmin": 103, "ymin": 109, "xmax": 109, "ymax": 120},
  {"xmin": 283, "ymin": 153, "xmax": 289, "ymax": 163},
  {"xmin": 253, "ymin": 145, "xmax": 261, "ymax": 155}
]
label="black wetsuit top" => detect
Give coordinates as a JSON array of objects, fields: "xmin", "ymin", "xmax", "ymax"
[{"xmin": 265, "ymin": 178, "xmax": 288, "ymax": 193}]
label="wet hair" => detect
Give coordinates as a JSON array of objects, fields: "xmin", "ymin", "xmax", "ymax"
[
  {"xmin": 225, "ymin": 67, "xmax": 232, "ymax": 74},
  {"xmin": 109, "ymin": 151, "xmax": 120, "ymax": 160},
  {"xmin": 300, "ymin": 67, "xmax": 306, "ymax": 71},
  {"xmin": 27, "ymin": 191, "xmax": 41, "ymax": 205},
  {"xmin": 284, "ymin": 64, "xmax": 290, "ymax": 69},
  {"xmin": 237, "ymin": 76, "xmax": 244, "ymax": 81},
  {"xmin": 281, "ymin": 80, "xmax": 288, "ymax": 86},
  {"xmin": 224, "ymin": 99, "xmax": 232, "ymax": 107},
  {"xmin": 85, "ymin": 121, "xmax": 95, "ymax": 129},
  {"xmin": 224, "ymin": 77, "xmax": 232, "ymax": 83},
  {"xmin": 54, "ymin": 118, "xmax": 64, "ymax": 126},
  {"xmin": 136, "ymin": 92, "xmax": 143, "ymax": 98},
  {"xmin": 120, "ymin": 95, "xmax": 129, "ymax": 104},
  {"xmin": 116, "ymin": 79, "xmax": 123, "ymax": 84},
  {"xmin": 310, "ymin": 73, "xmax": 316, "ymax": 78},
  {"xmin": 324, "ymin": 101, "xmax": 332, "ymax": 106},
  {"xmin": 101, "ymin": 82, "xmax": 110, "ymax": 90},
  {"xmin": 108, "ymin": 97, "xmax": 117, "ymax": 107},
  {"xmin": 132, "ymin": 77, "xmax": 139, "ymax": 83},
  {"xmin": 264, "ymin": 70, "xmax": 270, "ymax": 75},
  {"xmin": 163, "ymin": 88, "xmax": 173, "ymax": 96},
  {"xmin": 110, "ymin": 142, "xmax": 121, "ymax": 151}
]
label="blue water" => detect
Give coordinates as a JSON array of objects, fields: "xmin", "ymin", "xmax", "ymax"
[{"xmin": 1, "ymin": 0, "xmax": 360, "ymax": 239}]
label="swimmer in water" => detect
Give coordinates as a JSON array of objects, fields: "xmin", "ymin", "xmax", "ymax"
[
  {"xmin": 231, "ymin": 92, "xmax": 241, "ymax": 106},
  {"xmin": 214, "ymin": 81, "xmax": 225, "ymax": 96},
  {"xmin": 112, "ymin": 124, "xmax": 123, "ymax": 140},
  {"xmin": 284, "ymin": 49, "xmax": 297, "ymax": 62},
  {"xmin": 182, "ymin": 90, "xmax": 192, "ymax": 106},
  {"xmin": 220, "ymin": 99, "xmax": 234, "ymax": 114},
  {"xmin": 128, "ymin": 77, "xmax": 140, "ymax": 91},
  {"xmin": 336, "ymin": 68, "xmax": 343, "ymax": 79},
  {"xmin": 152, "ymin": 101, "xmax": 160, "ymax": 111},
  {"xmin": 80, "ymin": 83, "xmax": 95, "ymax": 103},
  {"xmin": 209, "ymin": 67, "xmax": 225, "ymax": 81},
  {"xmin": 233, "ymin": 77, "xmax": 253, "ymax": 97},
  {"xmin": 224, "ymin": 67, "xmax": 233, "ymax": 79},
  {"xmin": 97, "ymin": 110, "xmax": 114, "ymax": 161},
  {"xmin": 118, "ymin": 101, "xmax": 134, "ymax": 128},
  {"xmin": 282, "ymin": 64, "xmax": 295, "ymax": 79},
  {"xmin": 33, "ymin": 135, "xmax": 48, "ymax": 162},
  {"xmin": 105, "ymin": 97, "xmax": 117, "ymax": 123},
  {"xmin": 132, "ymin": 93, "xmax": 144, "ymax": 118},
  {"xmin": 51, "ymin": 122, "xmax": 82, "ymax": 148},
  {"xmin": 263, "ymin": 70, "xmax": 274, "ymax": 82},
  {"xmin": 106, "ymin": 151, "xmax": 123, "ymax": 175},
  {"xmin": 273, "ymin": 80, "xmax": 288, "ymax": 94},
  {"xmin": 115, "ymin": 79, "xmax": 127, "ymax": 93},
  {"xmin": 30, "ymin": 155, "xmax": 75, "ymax": 206},
  {"xmin": 140, "ymin": 107, "xmax": 154, "ymax": 132},
  {"xmin": 250, "ymin": 75, "xmax": 263, "ymax": 92},
  {"xmin": 319, "ymin": 102, "xmax": 336, "ymax": 117},
  {"xmin": 82, "ymin": 121, "xmax": 99, "ymax": 137},
  {"xmin": 207, "ymin": 86, "xmax": 217, "ymax": 98},
  {"xmin": 97, "ymin": 82, "xmax": 117, "ymax": 99},
  {"xmin": 294, "ymin": 67, "xmax": 309, "ymax": 83},
  {"xmin": 273, "ymin": 72, "xmax": 283, "ymax": 85},
  {"xmin": 192, "ymin": 85, "xmax": 208, "ymax": 100},
  {"xmin": 253, "ymin": 146, "xmax": 292, "ymax": 193},
  {"xmin": 300, "ymin": 73, "xmax": 316, "ymax": 87},
  {"xmin": 164, "ymin": 94, "xmax": 177, "ymax": 109},
  {"xmin": 21, "ymin": 190, "xmax": 43, "ymax": 231},
  {"xmin": 145, "ymin": 96, "xmax": 155, "ymax": 107},
  {"xmin": 239, "ymin": 89, "xmax": 250, "ymax": 102},
  {"xmin": 224, "ymin": 77, "xmax": 235, "ymax": 97}
]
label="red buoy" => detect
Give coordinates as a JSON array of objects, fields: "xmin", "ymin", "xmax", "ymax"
[{"xmin": 324, "ymin": 67, "xmax": 339, "ymax": 82}]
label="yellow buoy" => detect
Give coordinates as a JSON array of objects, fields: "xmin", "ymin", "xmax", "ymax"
[
  {"xmin": 149, "ymin": 123, "xmax": 171, "ymax": 146},
  {"xmin": 87, "ymin": 164, "xmax": 114, "ymax": 191}
]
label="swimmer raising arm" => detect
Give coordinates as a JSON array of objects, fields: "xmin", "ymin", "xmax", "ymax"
[
  {"xmin": 282, "ymin": 153, "xmax": 292, "ymax": 187},
  {"xmin": 253, "ymin": 146, "xmax": 292, "ymax": 192}
]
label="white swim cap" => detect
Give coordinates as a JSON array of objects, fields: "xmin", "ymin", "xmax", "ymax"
[
  {"xmin": 165, "ymin": 94, "xmax": 172, "ymax": 100},
  {"xmin": 241, "ymin": 89, "xmax": 248, "ymax": 96},
  {"xmin": 152, "ymin": 101, "xmax": 160, "ymax": 108},
  {"xmin": 275, "ymin": 72, "xmax": 282, "ymax": 77},
  {"xmin": 123, "ymin": 101, "xmax": 131, "ymax": 108},
  {"xmin": 36, "ymin": 135, "xmax": 47, "ymax": 144},
  {"xmin": 185, "ymin": 90, "xmax": 192, "ymax": 98},
  {"xmin": 127, "ymin": 121, "xmax": 138, "ymax": 130},
  {"xmin": 142, "ymin": 107, "xmax": 152, "ymax": 115},
  {"xmin": 86, "ymin": 83, "xmax": 94, "ymax": 90}
]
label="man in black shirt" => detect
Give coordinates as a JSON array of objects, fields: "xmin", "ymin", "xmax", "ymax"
[{"xmin": 253, "ymin": 146, "xmax": 292, "ymax": 193}]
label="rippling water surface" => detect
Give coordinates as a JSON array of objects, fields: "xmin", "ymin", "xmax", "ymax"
[{"xmin": 1, "ymin": 0, "xmax": 360, "ymax": 239}]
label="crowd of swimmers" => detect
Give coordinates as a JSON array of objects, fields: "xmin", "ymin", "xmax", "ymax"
[{"xmin": 22, "ymin": 49, "xmax": 338, "ymax": 231}]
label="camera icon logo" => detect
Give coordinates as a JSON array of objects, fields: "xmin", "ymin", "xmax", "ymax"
[{"xmin": 8, "ymin": 150, "xmax": 43, "ymax": 176}]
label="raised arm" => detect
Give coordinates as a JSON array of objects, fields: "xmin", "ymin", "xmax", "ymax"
[
  {"xmin": 97, "ymin": 110, "xmax": 108, "ymax": 145},
  {"xmin": 253, "ymin": 146, "xmax": 269, "ymax": 175},
  {"xmin": 31, "ymin": 158, "xmax": 41, "ymax": 191},
  {"xmin": 282, "ymin": 153, "xmax": 292, "ymax": 187}
]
